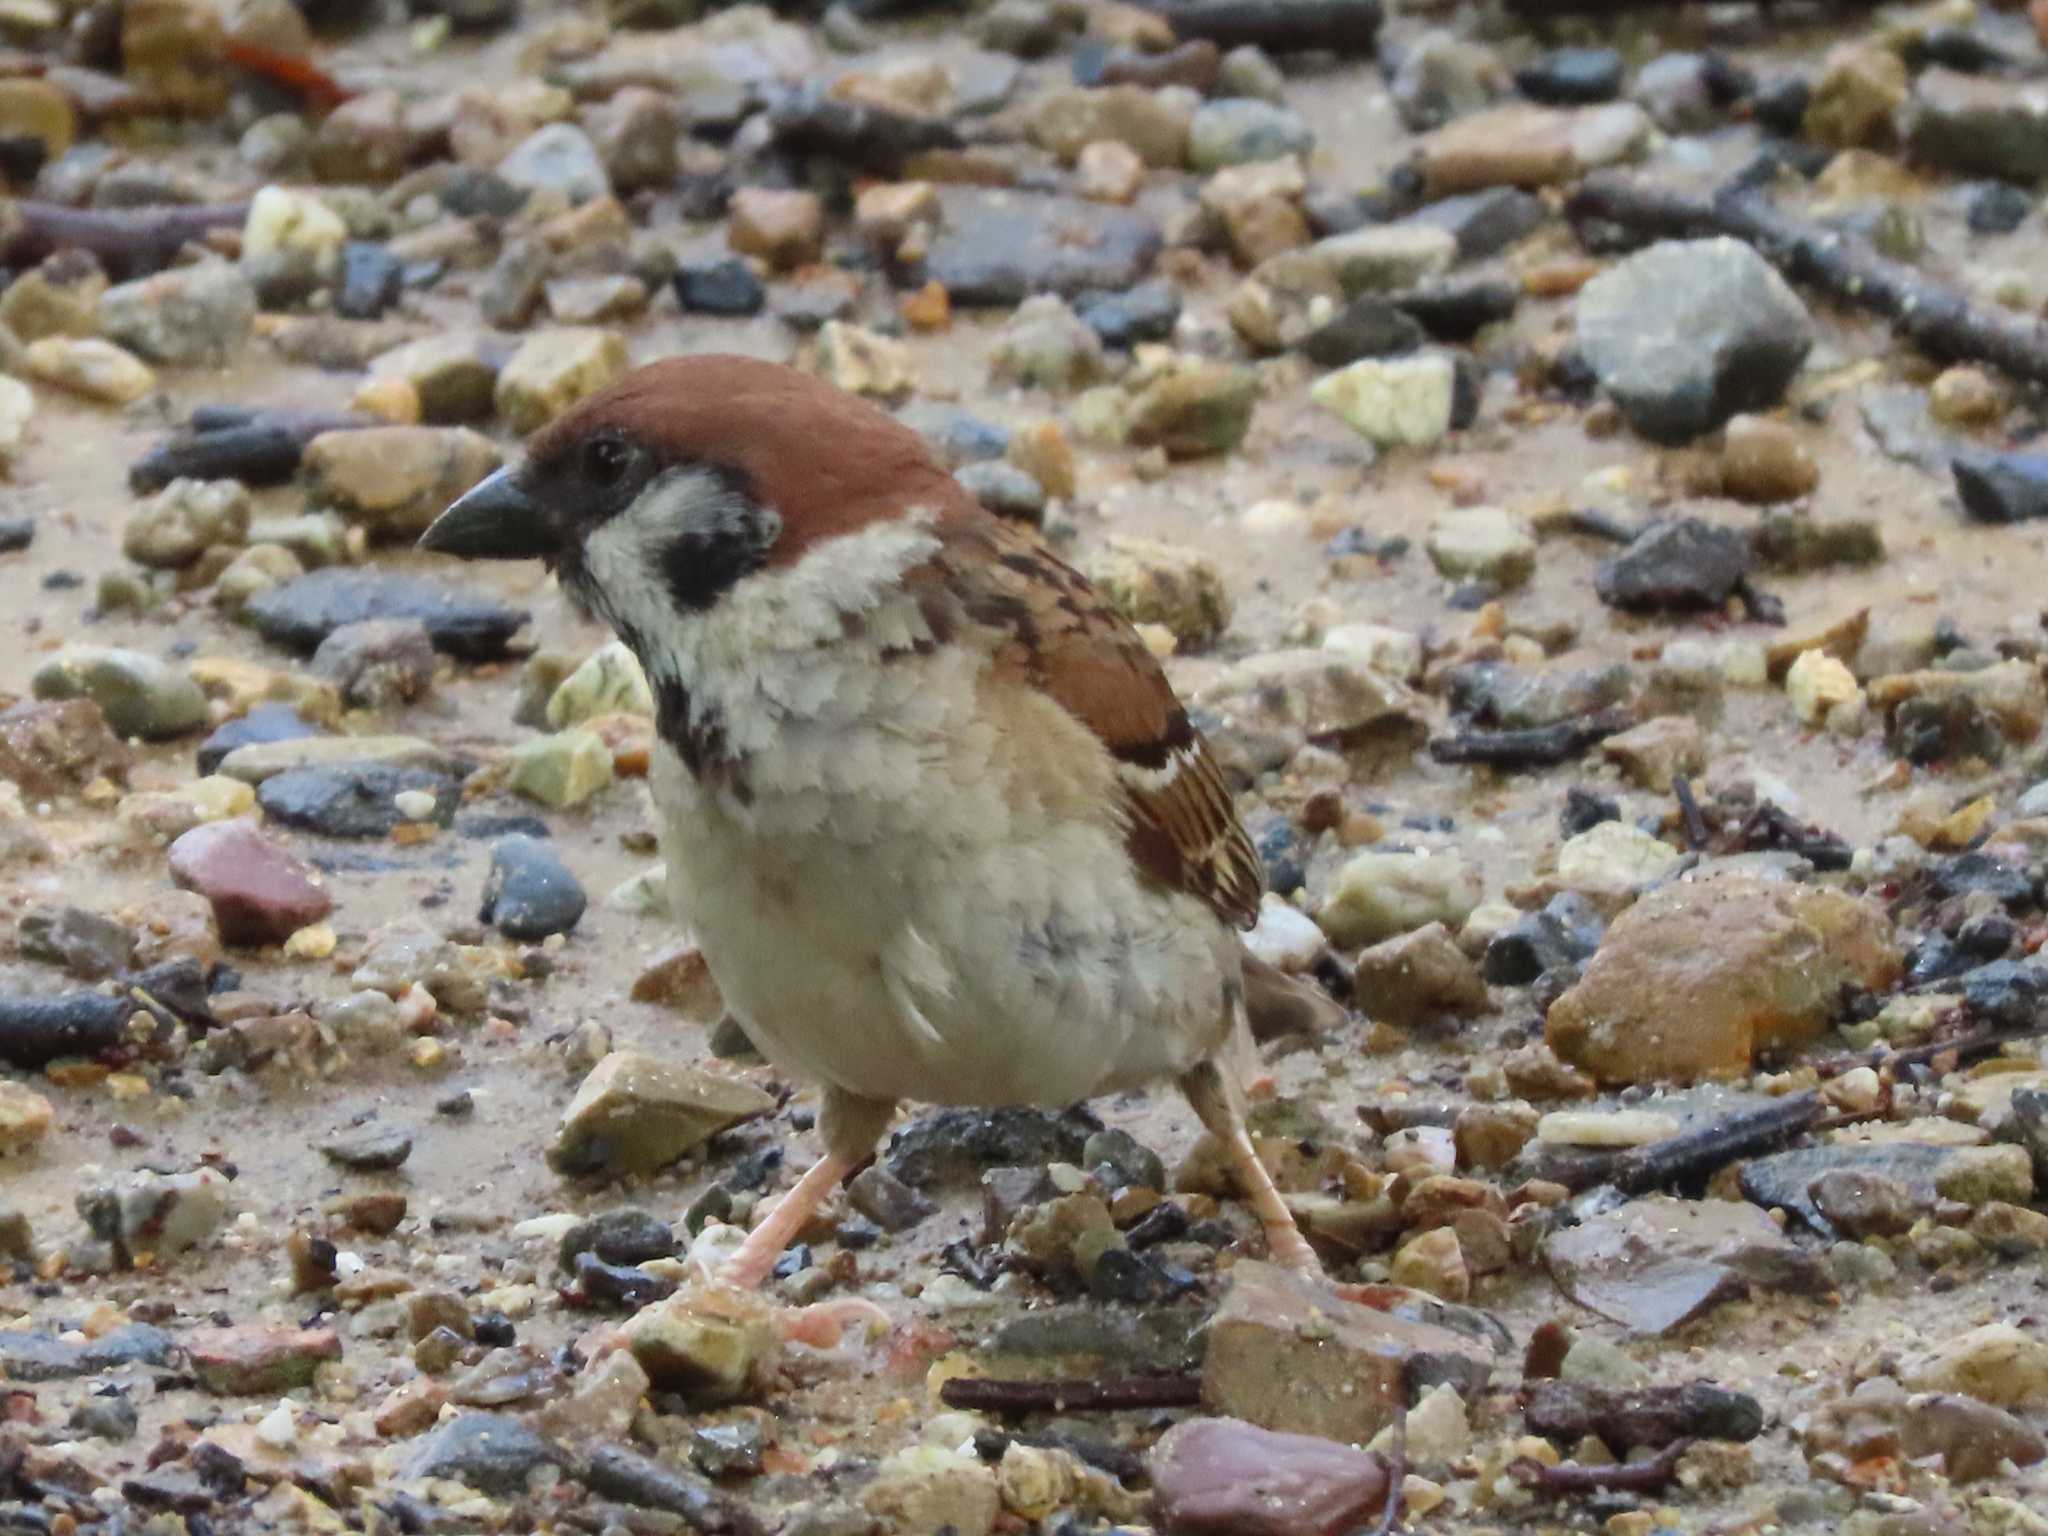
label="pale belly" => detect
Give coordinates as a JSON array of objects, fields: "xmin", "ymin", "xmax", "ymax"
[{"xmin": 651, "ymin": 749, "xmax": 1238, "ymax": 1108}]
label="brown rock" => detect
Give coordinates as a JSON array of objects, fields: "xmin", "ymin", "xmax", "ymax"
[
  {"xmin": 1418, "ymin": 103, "xmax": 1647, "ymax": 196},
  {"xmin": 312, "ymin": 89, "xmax": 421, "ymax": 183},
  {"xmin": 1028, "ymin": 84, "xmax": 1192, "ymax": 167},
  {"xmin": 728, "ymin": 188, "xmax": 825, "ymax": 271},
  {"xmin": 1805, "ymin": 1376, "xmax": 2047, "ymax": 1483},
  {"xmin": 548, "ymin": 1051, "xmax": 776, "ymax": 1177},
  {"xmin": 1930, "ymin": 364, "xmax": 2004, "ymax": 428},
  {"xmin": 126, "ymin": 889, "xmax": 222, "ymax": 971},
  {"xmin": 121, "ymin": 0, "xmax": 226, "ymax": 116},
  {"xmin": 1151, "ymin": 1417, "xmax": 1390, "ymax": 1536},
  {"xmin": 168, "ymin": 819, "xmax": 333, "ymax": 946},
  {"xmin": 1804, "ymin": 43, "xmax": 1907, "ymax": 151},
  {"xmin": 1201, "ymin": 1260, "xmax": 1493, "ymax": 1441},
  {"xmin": 1527, "ymin": 1378, "xmax": 1764, "ymax": 1452},
  {"xmin": 1390, "ymin": 1227, "xmax": 1469, "ymax": 1301},
  {"xmin": 1453, "ymin": 1102, "xmax": 1539, "ymax": 1170},
  {"xmin": 187, "ymin": 1325, "xmax": 342, "ymax": 1394},
  {"xmin": 1719, "ymin": 414, "xmax": 1819, "ymax": 504},
  {"xmin": 1351, "ymin": 923, "xmax": 1489, "ymax": 1028},
  {"xmin": 1599, "ymin": 715, "xmax": 1705, "ymax": 792},
  {"xmin": 1076, "ymin": 139, "xmax": 1147, "ymax": 204},
  {"xmin": 1543, "ymin": 1195, "xmax": 1828, "ymax": 1335},
  {"xmin": 302, "ymin": 427, "xmax": 502, "ymax": 540},
  {"xmin": 1810, "ymin": 1168, "xmax": 1917, "ymax": 1237},
  {"xmin": 1202, "ymin": 159, "xmax": 1310, "ymax": 267},
  {"xmin": 1867, "ymin": 660, "xmax": 2046, "ymax": 746},
  {"xmin": 0, "ymin": 80, "xmax": 74, "ymax": 160},
  {"xmin": 1546, "ymin": 873, "xmax": 1901, "ymax": 1085},
  {"xmin": 0, "ymin": 698, "xmax": 130, "ymax": 797}
]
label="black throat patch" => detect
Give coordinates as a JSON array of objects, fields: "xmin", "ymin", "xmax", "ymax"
[{"xmin": 648, "ymin": 667, "xmax": 751, "ymax": 805}]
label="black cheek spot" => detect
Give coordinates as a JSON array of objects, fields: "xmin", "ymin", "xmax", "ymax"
[{"xmin": 654, "ymin": 468, "xmax": 777, "ymax": 614}]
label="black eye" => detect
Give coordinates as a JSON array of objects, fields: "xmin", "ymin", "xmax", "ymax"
[{"xmin": 584, "ymin": 436, "xmax": 632, "ymax": 487}]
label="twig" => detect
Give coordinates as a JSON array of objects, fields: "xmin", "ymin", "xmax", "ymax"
[
  {"xmin": 938, "ymin": 1374, "xmax": 1202, "ymax": 1414},
  {"xmin": 1509, "ymin": 1437, "xmax": 1695, "ymax": 1496},
  {"xmin": 1555, "ymin": 508, "xmax": 1641, "ymax": 545},
  {"xmin": 1135, "ymin": 0, "xmax": 1383, "ymax": 54},
  {"xmin": 1816, "ymin": 1023, "xmax": 2048, "ymax": 1079},
  {"xmin": 220, "ymin": 39, "xmax": 353, "ymax": 113},
  {"xmin": 1605, "ymin": 1091, "xmax": 1820, "ymax": 1195},
  {"xmin": 3, "ymin": 200, "xmax": 249, "ymax": 280},
  {"xmin": 1429, "ymin": 709, "xmax": 1634, "ymax": 769},
  {"xmin": 1672, "ymin": 774, "xmax": 1708, "ymax": 852},
  {"xmin": 1509, "ymin": 0, "xmax": 1871, "ymax": 10},
  {"xmin": 1567, "ymin": 173, "xmax": 2048, "ymax": 389},
  {"xmin": 129, "ymin": 409, "xmax": 372, "ymax": 493}
]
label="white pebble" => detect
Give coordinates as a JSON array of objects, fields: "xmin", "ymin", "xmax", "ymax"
[{"xmin": 392, "ymin": 789, "xmax": 438, "ymax": 820}]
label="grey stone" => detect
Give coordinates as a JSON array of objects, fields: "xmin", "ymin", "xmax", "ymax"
[
  {"xmin": 927, "ymin": 190, "xmax": 1162, "ymax": 306},
  {"xmin": 1188, "ymin": 98, "xmax": 1313, "ymax": 170},
  {"xmin": 31, "ymin": 646, "xmax": 206, "ymax": 741},
  {"xmin": 258, "ymin": 762, "xmax": 460, "ymax": 838},
  {"xmin": 1594, "ymin": 518, "xmax": 1753, "ymax": 612},
  {"xmin": 497, "ymin": 124, "xmax": 611, "ymax": 206},
  {"xmin": 311, "ymin": 618, "xmax": 437, "ymax": 709},
  {"xmin": 18, "ymin": 906, "xmax": 136, "ymax": 979},
  {"xmin": 402, "ymin": 1413, "xmax": 561, "ymax": 1494},
  {"xmin": 98, "ymin": 262, "xmax": 256, "ymax": 367},
  {"xmin": 1906, "ymin": 68, "xmax": 2048, "ymax": 184},
  {"xmin": 1575, "ymin": 238, "xmax": 1813, "ymax": 443}
]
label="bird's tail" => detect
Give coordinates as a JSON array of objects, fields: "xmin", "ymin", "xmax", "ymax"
[{"xmin": 1241, "ymin": 950, "xmax": 1349, "ymax": 1043}]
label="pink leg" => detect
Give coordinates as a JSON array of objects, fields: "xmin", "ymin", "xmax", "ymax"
[
  {"xmin": 1182, "ymin": 1060, "xmax": 1323, "ymax": 1274},
  {"xmin": 717, "ymin": 1087, "xmax": 898, "ymax": 1291},
  {"xmin": 718, "ymin": 1145, "xmax": 866, "ymax": 1290}
]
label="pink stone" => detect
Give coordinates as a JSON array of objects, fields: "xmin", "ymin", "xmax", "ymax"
[
  {"xmin": 1152, "ymin": 1417, "xmax": 1391, "ymax": 1536},
  {"xmin": 167, "ymin": 818, "xmax": 332, "ymax": 945}
]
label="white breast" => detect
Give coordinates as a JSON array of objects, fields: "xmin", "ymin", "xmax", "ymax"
[{"xmin": 636, "ymin": 522, "xmax": 1240, "ymax": 1108}]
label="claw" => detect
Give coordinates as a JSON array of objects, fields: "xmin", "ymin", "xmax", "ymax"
[{"xmin": 777, "ymin": 1296, "xmax": 893, "ymax": 1351}]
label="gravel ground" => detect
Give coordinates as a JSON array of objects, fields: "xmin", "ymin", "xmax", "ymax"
[{"xmin": 5, "ymin": 0, "xmax": 2048, "ymax": 1532}]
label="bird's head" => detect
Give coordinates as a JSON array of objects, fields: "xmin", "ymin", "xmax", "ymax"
[{"xmin": 419, "ymin": 353, "xmax": 968, "ymax": 647}]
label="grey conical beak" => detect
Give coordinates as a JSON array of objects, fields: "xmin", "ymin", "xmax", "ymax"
[{"xmin": 419, "ymin": 466, "xmax": 554, "ymax": 560}]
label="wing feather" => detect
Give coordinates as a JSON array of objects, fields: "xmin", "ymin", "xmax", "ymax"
[{"xmin": 925, "ymin": 515, "xmax": 1263, "ymax": 931}]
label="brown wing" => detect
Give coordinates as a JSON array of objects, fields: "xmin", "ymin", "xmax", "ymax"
[{"xmin": 925, "ymin": 514, "xmax": 1264, "ymax": 931}]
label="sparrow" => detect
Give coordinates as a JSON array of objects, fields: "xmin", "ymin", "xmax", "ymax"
[{"xmin": 421, "ymin": 354, "xmax": 1333, "ymax": 1286}]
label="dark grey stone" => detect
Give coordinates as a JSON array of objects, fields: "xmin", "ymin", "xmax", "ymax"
[
  {"xmin": 1074, "ymin": 278, "xmax": 1181, "ymax": 348},
  {"xmin": 884, "ymin": 1105, "xmax": 1101, "ymax": 1190},
  {"xmin": 557, "ymin": 1209, "xmax": 678, "ymax": 1273},
  {"xmin": 197, "ymin": 704, "xmax": 322, "ymax": 777},
  {"xmin": 1738, "ymin": 1143, "xmax": 1948, "ymax": 1238},
  {"xmin": 1954, "ymin": 452, "xmax": 2048, "ymax": 523},
  {"xmin": 1517, "ymin": 47, "xmax": 1624, "ymax": 105},
  {"xmin": 336, "ymin": 243, "xmax": 404, "ymax": 320},
  {"xmin": 258, "ymin": 763, "xmax": 461, "ymax": 838},
  {"xmin": 18, "ymin": 906, "xmax": 137, "ymax": 980},
  {"xmin": 673, "ymin": 255, "xmax": 765, "ymax": 316},
  {"xmin": 1483, "ymin": 893, "xmax": 1604, "ymax": 986},
  {"xmin": 1594, "ymin": 518, "xmax": 1753, "ymax": 612},
  {"xmin": 480, "ymin": 833, "xmax": 586, "ymax": 940},
  {"xmin": 244, "ymin": 569, "xmax": 528, "ymax": 661}
]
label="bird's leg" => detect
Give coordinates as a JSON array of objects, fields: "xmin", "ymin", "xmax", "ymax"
[
  {"xmin": 715, "ymin": 1088, "xmax": 899, "ymax": 1348},
  {"xmin": 718, "ymin": 1143, "xmax": 867, "ymax": 1290},
  {"xmin": 1181, "ymin": 1057, "xmax": 1323, "ymax": 1275}
]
